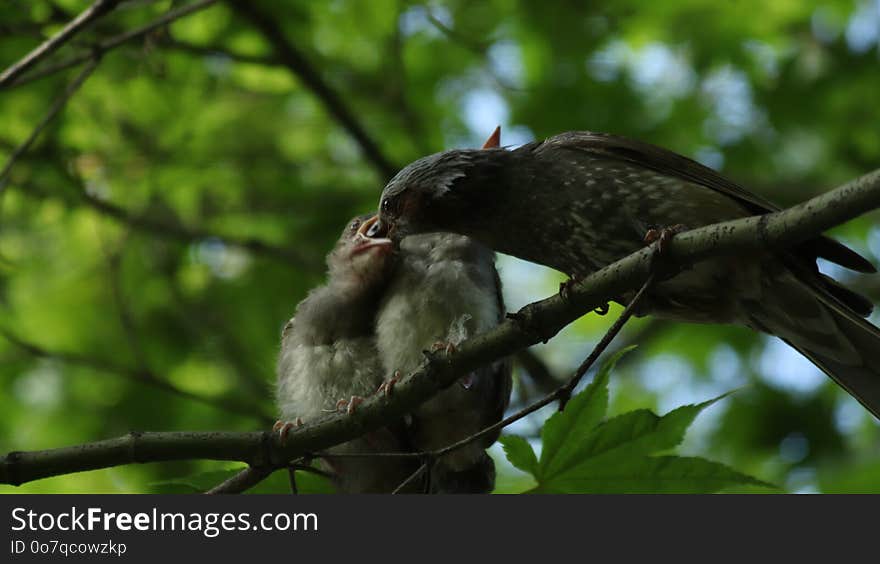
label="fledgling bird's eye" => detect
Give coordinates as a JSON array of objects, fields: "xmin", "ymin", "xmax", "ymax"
[{"xmin": 349, "ymin": 220, "xmax": 360, "ymax": 233}]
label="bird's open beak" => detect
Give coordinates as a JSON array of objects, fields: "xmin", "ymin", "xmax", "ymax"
[{"xmin": 351, "ymin": 215, "xmax": 393, "ymax": 255}]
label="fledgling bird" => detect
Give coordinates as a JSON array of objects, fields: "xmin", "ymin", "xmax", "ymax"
[
  {"xmin": 372, "ymin": 129, "xmax": 880, "ymax": 419},
  {"xmin": 275, "ymin": 214, "xmax": 420, "ymax": 493},
  {"xmin": 374, "ymin": 231, "xmax": 512, "ymax": 493},
  {"xmin": 373, "ymin": 129, "xmax": 512, "ymax": 493}
]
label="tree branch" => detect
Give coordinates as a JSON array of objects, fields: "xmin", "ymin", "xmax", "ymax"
[
  {"xmin": 205, "ymin": 466, "xmax": 273, "ymax": 494},
  {"xmin": 0, "ymin": 0, "xmax": 120, "ymax": 89},
  {"xmin": 6, "ymin": 0, "xmax": 220, "ymax": 88},
  {"xmin": 2, "ymin": 167, "xmax": 880, "ymax": 487},
  {"xmin": 0, "ymin": 58, "xmax": 100, "ymax": 197},
  {"xmin": 227, "ymin": 0, "xmax": 398, "ymax": 181}
]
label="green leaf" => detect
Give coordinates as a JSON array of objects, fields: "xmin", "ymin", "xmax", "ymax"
[
  {"xmin": 499, "ymin": 435, "xmax": 539, "ymax": 476},
  {"xmin": 541, "ymin": 394, "xmax": 731, "ymax": 485},
  {"xmin": 531, "ymin": 456, "xmax": 775, "ymax": 494},
  {"xmin": 538, "ymin": 345, "xmax": 636, "ymax": 479},
  {"xmin": 585, "ymin": 394, "xmax": 732, "ymax": 466},
  {"xmin": 522, "ymin": 376, "xmax": 766, "ymax": 493}
]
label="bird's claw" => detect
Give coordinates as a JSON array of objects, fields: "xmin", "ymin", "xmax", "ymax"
[
  {"xmin": 272, "ymin": 417, "xmax": 304, "ymax": 444},
  {"xmin": 558, "ymin": 275, "xmax": 584, "ymax": 301},
  {"xmin": 594, "ymin": 302, "xmax": 610, "ymax": 315},
  {"xmin": 336, "ymin": 396, "xmax": 364, "ymax": 415},
  {"xmin": 505, "ymin": 311, "xmax": 551, "ymax": 344},
  {"xmin": 431, "ymin": 341, "xmax": 457, "ymax": 355},
  {"xmin": 376, "ymin": 370, "xmax": 402, "ymax": 397},
  {"xmin": 644, "ymin": 224, "xmax": 687, "ymax": 255}
]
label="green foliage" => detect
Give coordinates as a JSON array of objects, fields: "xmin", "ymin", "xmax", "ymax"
[{"xmin": 500, "ymin": 350, "xmax": 771, "ymax": 493}]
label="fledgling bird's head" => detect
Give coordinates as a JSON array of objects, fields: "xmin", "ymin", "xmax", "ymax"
[
  {"xmin": 372, "ymin": 127, "xmax": 504, "ymax": 241},
  {"xmin": 327, "ymin": 213, "xmax": 395, "ymax": 293}
]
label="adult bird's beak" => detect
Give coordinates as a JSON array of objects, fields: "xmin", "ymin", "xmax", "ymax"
[
  {"xmin": 352, "ymin": 215, "xmax": 393, "ymax": 254},
  {"xmin": 368, "ymin": 214, "xmax": 406, "ymax": 242}
]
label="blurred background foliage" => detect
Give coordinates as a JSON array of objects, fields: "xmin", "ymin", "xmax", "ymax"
[{"xmin": 1, "ymin": 0, "xmax": 879, "ymax": 493}]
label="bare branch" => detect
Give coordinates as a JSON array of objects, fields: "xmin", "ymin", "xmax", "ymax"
[
  {"xmin": 228, "ymin": 0, "xmax": 398, "ymax": 181},
  {"xmin": 2, "ymin": 167, "xmax": 880, "ymax": 487},
  {"xmin": 204, "ymin": 461, "xmax": 331, "ymax": 494},
  {"xmin": 391, "ymin": 463, "xmax": 427, "ymax": 494},
  {"xmin": 0, "ymin": 58, "xmax": 100, "ymax": 198},
  {"xmin": 205, "ymin": 466, "xmax": 273, "ymax": 494},
  {"xmin": 0, "ymin": 0, "xmax": 120, "ymax": 89},
  {"xmin": 7, "ymin": 0, "xmax": 220, "ymax": 88}
]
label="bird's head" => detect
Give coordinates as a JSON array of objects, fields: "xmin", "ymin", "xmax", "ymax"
[
  {"xmin": 327, "ymin": 213, "xmax": 395, "ymax": 292},
  {"xmin": 373, "ymin": 127, "xmax": 504, "ymax": 241}
]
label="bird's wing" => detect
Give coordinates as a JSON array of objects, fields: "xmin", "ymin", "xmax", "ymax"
[{"xmin": 530, "ymin": 131, "xmax": 875, "ymax": 273}]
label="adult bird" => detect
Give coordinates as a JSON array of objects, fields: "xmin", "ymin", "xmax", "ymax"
[
  {"xmin": 275, "ymin": 214, "xmax": 420, "ymax": 493},
  {"xmin": 371, "ymin": 129, "xmax": 880, "ymax": 419}
]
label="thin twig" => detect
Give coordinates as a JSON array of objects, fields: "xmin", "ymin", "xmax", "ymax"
[
  {"xmin": 203, "ymin": 461, "xmax": 332, "ymax": 494},
  {"xmin": 287, "ymin": 466, "xmax": 298, "ymax": 494},
  {"xmin": 7, "ymin": 0, "xmax": 220, "ymax": 88},
  {"xmin": 228, "ymin": 0, "xmax": 398, "ymax": 181},
  {"xmin": 0, "ymin": 0, "xmax": 120, "ymax": 88},
  {"xmin": 556, "ymin": 273, "xmax": 656, "ymax": 409},
  {"xmin": 392, "ymin": 463, "xmax": 427, "ymax": 494},
  {"xmin": 0, "ymin": 58, "xmax": 100, "ymax": 197},
  {"xmin": 205, "ymin": 466, "xmax": 273, "ymax": 494}
]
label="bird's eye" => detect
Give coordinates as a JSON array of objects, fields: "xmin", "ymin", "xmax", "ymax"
[
  {"xmin": 381, "ymin": 197, "xmax": 395, "ymax": 216},
  {"xmin": 349, "ymin": 220, "xmax": 360, "ymax": 233}
]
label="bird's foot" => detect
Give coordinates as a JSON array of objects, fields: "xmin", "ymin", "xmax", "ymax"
[
  {"xmin": 558, "ymin": 275, "xmax": 584, "ymax": 301},
  {"xmin": 272, "ymin": 417, "xmax": 304, "ymax": 444},
  {"xmin": 336, "ymin": 396, "xmax": 364, "ymax": 415},
  {"xmin": 431, "ymin": 341, "xmax": 457, "ymax": 355},
  {"xmin": 376, "ymin": 370, "xmax": 402, "ymax": 397},
  {"xmin": 644, "ymin": 224, "xmax": 688, "ymax": 256},
  {"xmin": 560, "ymin": 275, "xmax": 608, "ymax": 315}
]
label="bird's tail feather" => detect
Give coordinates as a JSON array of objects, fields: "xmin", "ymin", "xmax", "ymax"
[{"xmin": 748, "ymin": 271, "xmax": 880, "ymax": 420}]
